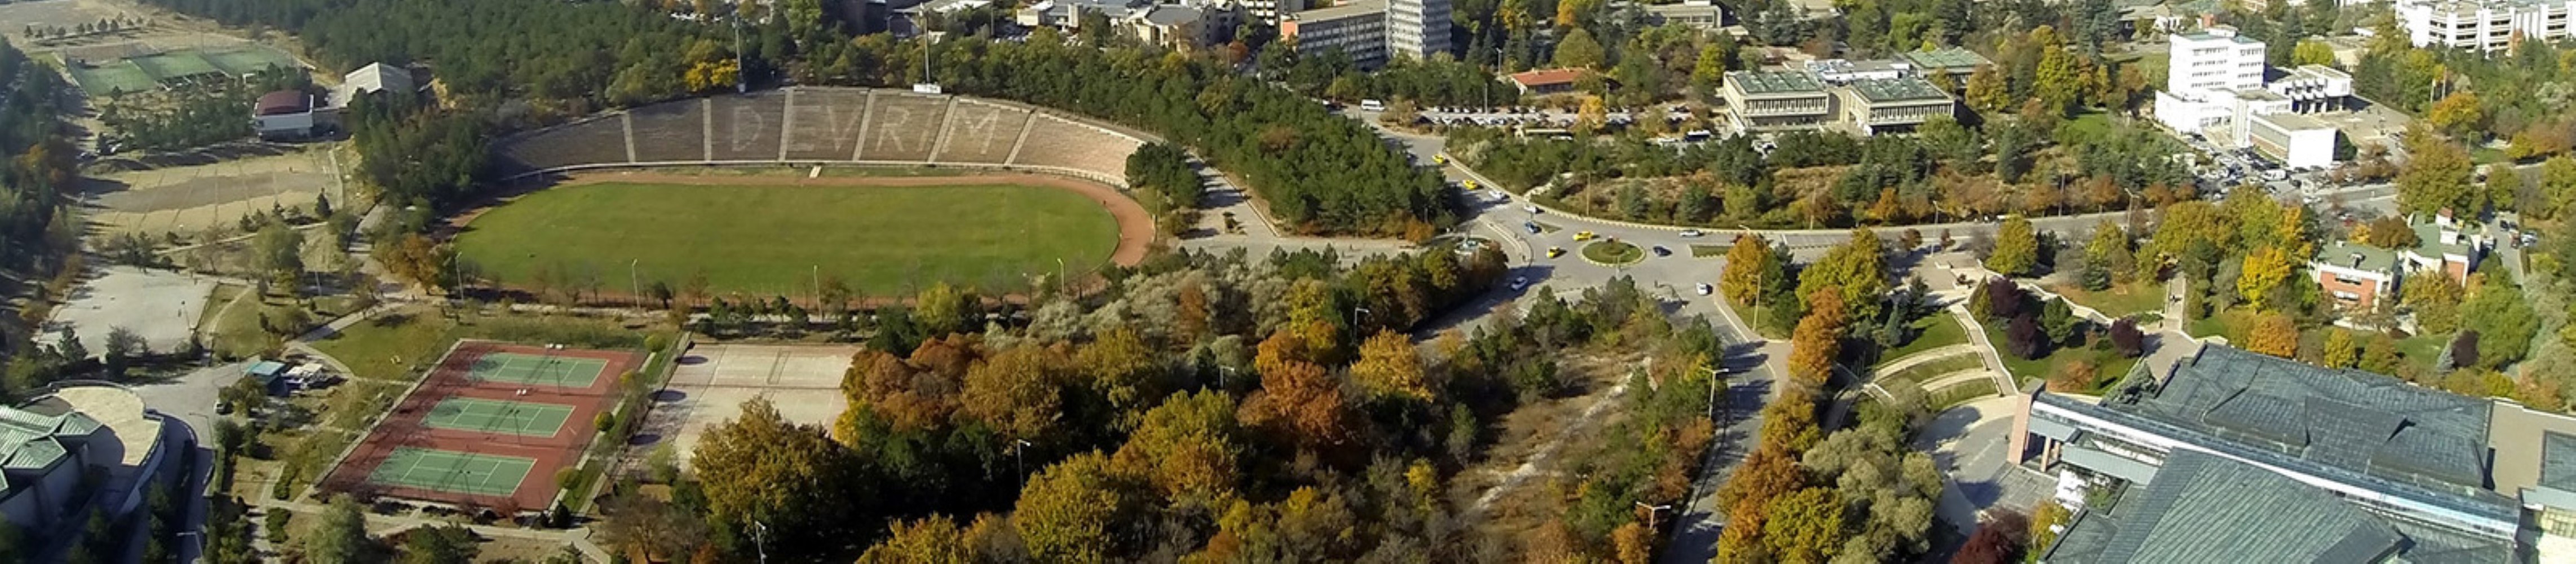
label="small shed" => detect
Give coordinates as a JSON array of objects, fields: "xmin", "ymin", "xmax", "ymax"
[{"xmin": 245, "ymin": 361, "xmax": 291, "ymax": 396}]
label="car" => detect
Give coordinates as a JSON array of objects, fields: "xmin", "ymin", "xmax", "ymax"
[
  {"xmin": 1525, "ymin": 205, "xmax": 1542, "ymax": 214},
  {"xmin": 1547, "ymin": 247, "xmax": 1566, "ymax": 258},
  {"xmin": 1463, "ymin": 179, "xmax": 1480, "ymax": 190},
  {"xmin": 1573, "ymin": 231, "xmax": 1596, "ymax": 241},
  {"xmin": 1525, "ymin": 222, "xmax": 1542, "ymax": 234},
  {"xmin": 1510, "ymin": 276, "xmax": 1529, "ymax": 290},
  {"xmin": 1433, "ymin": 154, "xmax": 1449, "ymax": 165},
  {"xmin": 1652, "ymin": 246, "xmax": 1671, "ymax": 257},
  {"xmin": 1678, "ymin": 229, "xmax": 1705, "ymax": 238},
  {"xmin": 1696, "ymin": 283, "xmax": 1714, "ymax": 296}
]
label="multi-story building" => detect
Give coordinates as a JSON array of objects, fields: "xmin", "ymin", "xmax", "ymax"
[
  {"xmin": 1641, "ymin": 1, "xmax": 1724, "ymax": 29},
  {"xmin": 2154, "ymin": 26, "xmax": 2267, "ymax": 134},
  {"xmin": 1243, "ymin": 0, "xmax": 1305, "ymax": 24},
  {"xmin": 1384, "ymin": 0, "xmax": 1449, "ymax": 60},
  {"xmin": 1836, "ymin": 77, "xmax": 1954, "ymax": 135},
  {"xmin": 1719, "ymin": 70, "xmax": 1831, "ymax": 133},
  {"xmin": 2308, "ymin": 211, "xmax": 2489, "ymax": 306},
  {"xmin": 1281, "ymin": 0, "xmax": 1388, "ymax": 67},
  {"xmin": 1897, "ymin": 47, "xmax": 1993, "ymax": 78},
  {"xmin": 2247, "ymin": 113, "xmax": 2341, "ymax": 170},
  {"xmin": 1017, "ymin": 0, "xmax": 1238, "ymax": 49},
  {"xmin": 2397, "ymin": 0, "xmax": 2576, "ymax": 52},
  {"xmin": 2269, "ymin": 64, "xmax": 2355, "ymax": 113}
]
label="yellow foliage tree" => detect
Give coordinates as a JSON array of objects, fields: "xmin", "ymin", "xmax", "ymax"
[
  {"xmin": 1351, "ymin": 330, "xmax": 1434, "ymax": 400},
  {"xmin": 2245, "ymin": 312, "xmax": 2299, "ymax": 358},
  {"xmin": 2236, "ymin": 245, "xmax": 2296, "ymax": 311}
]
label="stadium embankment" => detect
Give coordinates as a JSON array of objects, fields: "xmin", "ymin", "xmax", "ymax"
[{"xmin": 492, "ymin": 87, "xmax": 1151, "ymax": 187}]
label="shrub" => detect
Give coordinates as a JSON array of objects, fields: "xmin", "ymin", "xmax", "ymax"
[
  {"xmin": 2108, "ymin": 319, "xmax": 2145, "ymax": 358},
  {"xmin": 2006, "ymin": 315, "xmax": 2046, "ymax": 359},
  {"xmin": 264, "ymin": 510, "xmax": 290, "ymax": 543}
]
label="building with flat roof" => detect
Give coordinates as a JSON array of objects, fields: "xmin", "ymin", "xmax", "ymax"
[
  {"xmin": 1897, "ymin": 47, "xmax": 1993, "ymax": 77},
  {"xmin": 1640, "ymin": 1, "xmax": 1723, "ymax": 28},
  {"xmin": 1837, "ymin": 76, "xmax": 1953, "ymax": 134},
  {"xmin": 1282, "ymin": 0, "xmax": 1388, "ymax": 67},
  {"xmin": 253, "ymin": 90, "xmax": 316, "ymax": 140},
  {"xmin": 2397, "ymin": 0, "xmax": 2576, "ymax": 52},
  {"xmin": 2016, "ymin": 345, "xmax": 2576, "ymax": 562},
  {"xmin": 1720, "ymin": 70, "xmax": 1830, "ymax": 133},
  {"xmin": 1243, "ymin": 0, "xmax": 1304, "ymax": 24},
  {"xmin": 2307, "ymin": 212, "xmax": 2489, "ymax": 306},
  {"xmin": 2155, "ymin": 26, "xmax": 2267, "ymax": 134},
  {"xmin": 2269, "ymin": 64, "xmax": 2354, "ymax": 113},
  {"xmin": 1804, "ymin": 58, "xmax": 1913, "ymax": 83},
  {"xmin": 2247, "ymin": 112, "xmax": 2339, "ymax": 170}
]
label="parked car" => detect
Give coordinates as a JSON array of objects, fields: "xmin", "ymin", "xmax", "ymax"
[
  {"xmin": 1696, "ymin": 283, "xmax": 1714, "ymax": 296},
  {"xmin": 1678, "ymin": 229, "xmax": 1705, "ymax": 238},
  {"xmin": 1547, "ymin": 247, "xmax": 1565, "ymax": 258},
  {"xmin": 1651, "ymin": 246, "xmax": 1671, "ymax": 257},
  {"xmin": 1510, "ymin": 276, "xmax": 1529, "ymax": 291}
]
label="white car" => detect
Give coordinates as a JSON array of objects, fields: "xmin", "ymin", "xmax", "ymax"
[
  {"xmin": 1695, "ymin": 283, "xmax": 1714, "ymax": 296},
  {"xmin": 1510, "ymin": 277, "xmax": 1529, "ymax": 291},
  {"xmin": 1524, "ymin": 205, "xmax": 1542, "ymax": 214},
  {"xmin": 1678, "ymin": 229, "xmax": 1704, "ymax": 238}
]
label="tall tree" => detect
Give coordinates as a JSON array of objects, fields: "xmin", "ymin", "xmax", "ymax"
[
  {"xmin": 1720, "ymin": 235, "xmax": 1777, "ymax": 306},
  {"xmin": 1796, "ymin": 229, "xmax": 1891, "ymax": 323},
  {"xmin": 2245, "ymin": 312, "xmax": 2299, "ymax": 358},
  {"xmin": 1552, "ymin": 28, "xmax": 1606, "ymax": 70},
  {"xmin": 303, "ymin": 495, "xmax": 379, "ymax": 564},
  {"xmin": 2396, "ymin": 133, "xmax": 2476, "ymax": 216},
  {"xmin": 692, "ymin": 398, "xmax": 861, "ymax": 558},
  {"xmin": 1013, "ymin": 452, "xmax": 1134, "ymax": 563},
  {"xmin": 1787, "ymin": 290, "xmax": 1848, "ymax": 389},
  {"xmin": 1988, "ymin": 216, "xmax": 2040, "ymax": 276}
]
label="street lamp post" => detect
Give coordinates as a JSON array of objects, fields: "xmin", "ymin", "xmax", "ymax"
[
  {"xmin": 1351, "ymin": 306, "xmax": 1372, "ymax": 334},
  {"xmin": 1012, "ymin": 439, "xmax": 1035, "ymax": 490}
]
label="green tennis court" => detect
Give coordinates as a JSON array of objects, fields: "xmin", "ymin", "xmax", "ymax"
[
  {"xmin": 132, "ymin": 51, "xmax": 222, "ymax": 81},
  {"xmin": 423, "ymin": 398, "xmax": 574, "ymax": 437},
  {"xmin": 68, "ymin": 63, "xmax": 156, "ymax": 97},
  {"xmin": 365, "ymin": 447, "xmax": 534, "ymax": 496},
  {"xmin": 467, "ymin": 352, "xmax": 609, "ymax": 388},
  {"xmin": 205, "ymin": 48, "xmax": 298, "ymax": 76}
]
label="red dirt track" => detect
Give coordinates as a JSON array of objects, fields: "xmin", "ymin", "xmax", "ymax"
[{"xmin": 320, "ymin": 341, "xmax": 644, "ymax": 512}]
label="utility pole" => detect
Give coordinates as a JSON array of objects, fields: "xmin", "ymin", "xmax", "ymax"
[
  {"xmin": 1351, "ymin": 306, "xmax": 1372, "ymax": 334},
  {"xmin": 1635, "ymin": 502, "xmax": 1672, "ymax": 530},
  {"xmin": 629, "ymin": 259, "xmax": 640, "ymax": 307},
  {"xmin": 753, "ymin": 521, "xmax": 769, "ymax": 564}
]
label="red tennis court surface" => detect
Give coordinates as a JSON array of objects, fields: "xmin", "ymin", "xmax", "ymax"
[{"xmin": 320, "ymin": 340, "xmax": 643, "ymax": 512}]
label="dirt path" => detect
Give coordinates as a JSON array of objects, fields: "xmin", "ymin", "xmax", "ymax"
[{"xmin": 453, "ymin": 171, "xmax": 1154, "ymax": 268}]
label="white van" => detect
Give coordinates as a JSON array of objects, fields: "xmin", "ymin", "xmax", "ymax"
[{"xmin": 1359, "ymin": 99, "xmax": 1386, "ymax": 112}]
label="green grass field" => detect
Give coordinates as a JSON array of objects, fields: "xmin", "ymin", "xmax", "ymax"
[
  {"xmin": 423, "ymin": 398, "xmax": 574, "ymax": 437},
  {"xmin": 2047, "ymin": 281, "xmax": 2167, "ymax": 319},
  {"xmin": 1876, "ymin": 315, "xmax": 1970, "ymax": 367},
  {"xmin": 367, "ymin": 447, "xmax": 534, "ymax": 496},
  {"xmin": 457, "ymin": 182, "xmax": 1119, "ymax": 296}
]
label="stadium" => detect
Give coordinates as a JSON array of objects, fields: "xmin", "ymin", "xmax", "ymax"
[{"xmin": 465, "ymin": 87, "xmax": 1161, "ymax": 297}]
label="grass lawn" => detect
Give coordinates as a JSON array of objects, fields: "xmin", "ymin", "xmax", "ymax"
[
  {"xmin": 2186, "ymin": 310, "xmax": 2258, "ymax": 340},
  {"xmin": 1875, "ymin": 354, "xmax": 1984, "ymax": 391},
  {"xmin": 1582, "ymin": 240, "xmax": 1644, "ymax": 265},
  {"xmin": 1987, "ymin": 324, "xmax": 2143, "ymax": 393},
  {"xmin": 1877, "ymin": 315, "xmax": 1970, "ymax": 367},
  {"xmin": 457, "ymin": 182, "xmax": 1119, "ymax": 297},
  {"xmin": 1928, "ymin": 379, "xmax": 2002, "ymax": 411},
  {"xmin": 1689, "ymin": 244, "xmax": 1732, "ymax": 258},
  {"xmin": 1720, "ymin": 299, "xmax": 1790, "ymax": 340},
  {"xmin": 2058, "ymin": 112, "xmax": 2118, "ymax": 144},
  {"xmin": 309, "ymin": 306, "xmax": 461, "ymax": 381},
  {"xmin": 2048, "ymin": 282, "xmax": 2166, "ymax": 319},
  {"xmin": 2396, "ymin": 333, "xmax": 2448, "ymax": 374}
]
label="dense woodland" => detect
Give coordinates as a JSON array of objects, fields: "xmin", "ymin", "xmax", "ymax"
[
  {"xmin": 582, "ymin": 246, "xmax": 1746, "ymax": 561},
  {"xmin": 0, "ymin": 41, "xmax": 84, "ymax": 399}
]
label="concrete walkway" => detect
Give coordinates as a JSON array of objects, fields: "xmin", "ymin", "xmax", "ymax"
[{"xmin": 1949, "ymin": 307, "xmax": 2020, "ymax": 394}]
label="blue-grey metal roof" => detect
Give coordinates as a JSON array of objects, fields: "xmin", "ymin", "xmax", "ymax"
[
  {"xmin": 2052, "ymin": 452, "xmax": 2407, "ymax": 564},
  {"xmin": 2118, "ymin": 346, "xmax": 2494, "ymax": 491}
]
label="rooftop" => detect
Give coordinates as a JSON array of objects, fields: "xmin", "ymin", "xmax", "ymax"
[
  {"xmin": 2413, "ymin": 221, "xmax": 2476, "ymax": 258},
  {"xmin": 2117, "ymin": 346, "xmax": 2497, "ymax": 491},
  {"xmin": 1899, "ymin": 47, "xmax": 1993, "ymax": 71},
  {"xmin": 2489, "ymin": 403, "xmax": 2576, "ymax": 508},
  {"xmin": 2285, "ymin": 64, "xmax": 2354, "ymax": 82},
  {"xmin": 1724, "ymin": 70, "xmax": 1824, "ymax": 96},
  {"xmin": 2313, "ymin": 239, "xmax": 2400, "ymax": 273},
  {"xmin": 34, "ymin": 386, "xmax": 159, "ymax": 468},
  {"xmin": 2177, "ymin": 25, "xmax": 2266, "ymax": 45},
  {"xmin": 1139, "ymin": 5, "xmax": 1202, "ymax": 25},
  {"xmin": 1295, "ymin": 0, "xmax": 1386, "ymax": 21},
  {"xmin": 0, "ymin": 402, "xmax": 103, "ymax": 488},
  {"xmin": 2253, "ymin": 112, "xmax": 2334, "ymax": 133},
  {"xmin": 1507, "ymin": 67, "xmax": 1587, "ymax": 88},
  {"xmin": 2044, "ymin": 452, "xmax": 2514, "ymax": 563},
  {"xmin": 1846, "ymin": 76, "xmax": 1950, "ymax": 103},
  {"xmin": 255, "ymin": 90, "xmax": 309, "ymax": 116}
]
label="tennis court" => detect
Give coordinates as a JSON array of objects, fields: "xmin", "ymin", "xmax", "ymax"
[
  {"xmin": 422, "ymin": 398, "xmax": 574, "ymax": 437},
  {"xmin": 131, "ymin": 51, "xmax": 222, "ymax": 82},
  {"xmin": 69, "ymin": 63, "xmax": 156, "ymax": 97},
  {"xmin": 205, "ymin": 48, "xmax": 298, "ymax": 76},
  {"xmin": 365, "ymin": 447, "xmax": 535, "ymax": 497},
  {"xmin": 468, "ymin": 352, "xmax": 610, "ymax": 388}
]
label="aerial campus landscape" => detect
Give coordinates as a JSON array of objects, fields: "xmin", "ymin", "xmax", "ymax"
[{"xmin": 1, "ymin": 0, "xmax": 2575, "ymax": 561}]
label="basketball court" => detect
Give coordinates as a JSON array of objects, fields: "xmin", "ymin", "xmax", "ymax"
[{"xmin": 648, "ymin": 343, "xmax": 858, "ymax": 468}]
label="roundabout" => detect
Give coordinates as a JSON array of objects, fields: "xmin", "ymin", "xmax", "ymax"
[{"xmin": 1579, "ymin": 240, "xmax": 1645, "ymax": 266}]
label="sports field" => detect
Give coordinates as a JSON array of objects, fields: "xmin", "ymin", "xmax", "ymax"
[
  {"xmin": 366, "ymin": 447, "xmax": 536, "ymax": 497},
  {"xmin": 470, "ymin": 352, "xmax": 609, "ymax": 388},
  {"xmin": 423, "ymin": 398, "xmax": 574, "ymax": 437},
  {"xmin": 456, "ymin": 180, "xmax": 1126, "ymax": 296}
]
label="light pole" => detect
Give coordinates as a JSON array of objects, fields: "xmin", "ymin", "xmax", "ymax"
[
  {"xmin": 1351, "ymin": 306, "xmax": 1372, "ymax": 334},
  {"xmin": 1012, "ymin": 439, "xmax": 1035, "ymax": 490},
  {"xmin": 629, "ymin": 259, "xmax": 640, "ymax": 307},
  {"xmin": 753, "ymin": 521, "xmax": 769, "ymax": 564}
]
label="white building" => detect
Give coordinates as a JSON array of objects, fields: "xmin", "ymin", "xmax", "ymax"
[
  {"xmin": 2397, "ymin": 0, "xmax": 2576, "ymax": 52},
  {"xmin": 2249, "ymin": 113, "xmax": 2340, "ymax": 170},
  {"xmin": 1385, "ymin": 0, "xmax": 1450, "ymax": 60},
  {"xmin": 2154, "ymin": 25, "xmax": 2268, "ymax": 134},
  {"xmin": 253, "ymin": 90, "xmax": 317, "ymax": 139},
  {"xmin": 328, "ymin": 62, "xmax": 415, "ymax": 109}
]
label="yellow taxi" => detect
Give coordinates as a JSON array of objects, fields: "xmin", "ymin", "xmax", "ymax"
[
  {"xmin": 1546, "ymin": 247, "xmax": 1565, "ymax": 258},
  {"xmin": 1573, "ymin": 231, "xmax": 1596, "ymax": 241}
]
